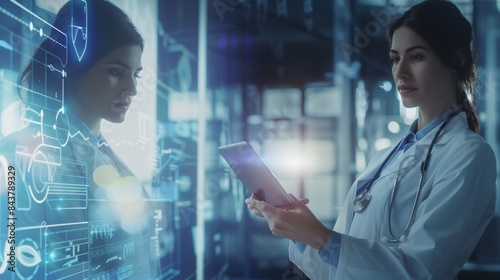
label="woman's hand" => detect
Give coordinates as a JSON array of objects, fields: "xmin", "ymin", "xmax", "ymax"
[
  {"xmin": 246, "ymin": 192, "xmax": 310, "ymax": 218},
  {"xmin": 246, "ymin": 192, "xmax": 265, "ymax": 218},
  {"xmin": 245, "ymin": 193, "xmax": 331, "ymax": 250}
]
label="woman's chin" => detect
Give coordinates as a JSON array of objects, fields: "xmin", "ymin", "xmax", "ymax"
[
  {"xmin": 400, "ymin": 100, "xmax": 419, "ymax": 109},
  {"xmin": 105, "ymin": 115, "xmax": 126, "ymax": 124}
]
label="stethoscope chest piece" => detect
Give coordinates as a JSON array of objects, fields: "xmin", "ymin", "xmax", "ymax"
[{"xmin": 353, "ymin": 189, "xmax": 372, "ymax": 213}]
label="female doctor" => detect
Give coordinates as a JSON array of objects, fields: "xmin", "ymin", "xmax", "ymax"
[{"xmin": 245, "ymin": 0, "xmax": 497, "ymax": 279}]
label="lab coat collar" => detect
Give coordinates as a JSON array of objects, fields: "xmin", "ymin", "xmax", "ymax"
[
  {"xmin": 374, "ymin": 111, "xmax": 468, "ymax": 184},
  {"xmin": 411, "ymin": 111, "xmax": 467, "ymax": 147}
]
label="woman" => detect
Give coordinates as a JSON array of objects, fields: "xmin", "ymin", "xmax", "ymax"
[
  {"xmin": 245, "ymin": 0, "xmax": 497, "ymax": 279},
  {"xmin": 0, "ymin": 1, "xmax": 157, "ymax": 279}
]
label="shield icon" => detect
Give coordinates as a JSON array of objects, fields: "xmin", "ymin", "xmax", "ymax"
[{"xmin": 71, "ymin": 0, "xmax": 87, "ymax": 62}]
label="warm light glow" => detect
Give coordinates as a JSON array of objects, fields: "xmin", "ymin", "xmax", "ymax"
[
  {"xmin": 375, "ymin": 138, "xmax": 392, "ymax": 151},
  {"xmin": 92, "ymin": 165, "xmax": 146, "ymax": 234},
  {"xmin": 93, "ymin": 164, "xmax": 120, "ymax": 187},
  {"xmin": 380, "ymin": 81, "xmax": 392, "ymax": 92},
  {"xmin": 107, "ymin": 176, "xmax": 143, "ymax": 203},
  {"xmin": 93, "ymin": 165, "xmax": 143, "ymax": 203},
  {"xmin": 388, "ymin": 121, "xmax": 400, "ymax": 134},
  {"xmin": 262, "ymin": 140, "xmax": 307, "ymax": 173},
  {"xmin": 281, "ymin": 153, "xmax": 306, "ymax": 172},
  {"xmin": 115, "ymin": 199, "xmax": 146, "ymax": 234}
]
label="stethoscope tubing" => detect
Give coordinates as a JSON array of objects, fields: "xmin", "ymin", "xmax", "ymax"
[{"xmin": 384, "ymin": 110, "xmax": 461, "ymax": 243}]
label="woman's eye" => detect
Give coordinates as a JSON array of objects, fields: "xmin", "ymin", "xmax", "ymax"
[
  {"xmin": 134, "ymin": 72, "xmax": 142, "ymax": 79},
  {"xmin": 109, "ymin": 68, "xmax": 123, "ymax": 76},
  {"xmin": 410, "ymin": 53, "xmax": 423, "ymax": 61},
  {"xmin": 390, "ymin": 56, "xmax": 400, "ymax": 64}
]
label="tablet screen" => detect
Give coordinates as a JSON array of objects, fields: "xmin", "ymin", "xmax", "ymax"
[{"xmin": 218, "ymin": 142, "xmax": 292, "ymax": 207}]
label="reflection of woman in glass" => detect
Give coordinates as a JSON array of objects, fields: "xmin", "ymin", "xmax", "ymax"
[
  {"xmin": 246, "ymin": 1, "xmax": 496, "ymax": 279},
  {"xmin": 1, "ymin": 0, "xmax": 157, "ymax": 278}
]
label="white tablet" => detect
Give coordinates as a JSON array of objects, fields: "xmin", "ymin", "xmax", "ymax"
[{"xmin": 218, "ymin": 141, "xmax": 293, "ymax": 208}]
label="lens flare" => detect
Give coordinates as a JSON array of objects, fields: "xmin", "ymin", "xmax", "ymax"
[{"xmin": 93, "ymin": 164, "xmax": 120, "ymax": 187}]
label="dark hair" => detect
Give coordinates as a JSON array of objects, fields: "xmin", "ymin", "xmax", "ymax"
[
  {"xmin": 387, "ymin": 0, "xmax": 480, "ymax": 133},
  {"xmin": 18, "ymin": 0, "xmax": 144, "ymax": 111}
]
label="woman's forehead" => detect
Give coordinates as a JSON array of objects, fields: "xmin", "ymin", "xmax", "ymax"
[
  {"xmin": 97, "ymin": 45, "xmax": 143, "ymax": 69},
  {"xmin": 390, "ymin": 26, "xmax": 429, "ymax": 52}
]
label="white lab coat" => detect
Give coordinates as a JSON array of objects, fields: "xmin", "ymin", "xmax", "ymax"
[{"xmin": 289, "ymin": 112, "xmax": 497, "ymax": 280}]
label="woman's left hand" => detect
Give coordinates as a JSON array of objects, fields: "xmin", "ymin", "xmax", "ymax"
[{"xmin": 245, "ymin": 193, "xmax": 331, "ymax": 250}]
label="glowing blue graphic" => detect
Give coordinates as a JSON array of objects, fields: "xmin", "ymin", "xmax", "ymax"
[
  {"xmin": 1, "ymin": 1, "xmax": 183, "ymax": 279},
  {"xmin": 55, "ymin": 108, "xmax": 70, "ymax": 147},
  {"xmin": 0, "ymin": 40, "xmax": 12, "ymax": 50},
  {"xmin": 71, "ymin": 0, "xmax": 88, "ymax": 62},
  {"xmin": 44, "ymin": 224, "xmax": 89, "ymax": 279},
  {"xmin": 1, "ymin": 236, "xmax": 42, "ymax": 280},
  {"xmin": 90, "ymin": 224, "xmax": 116, "ymax": 243},
  {"xmin": 7, "ymin": 0, "xmax": 68, "ymax": 67},
  {"xmin": 17, "ymin": 240, "xmax": 42, "ymax": 268}
]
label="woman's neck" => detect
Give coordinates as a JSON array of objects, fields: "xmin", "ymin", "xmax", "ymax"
[{"xmin": 417, "ymin": 103, "xmax": 457, "ymax": 131}]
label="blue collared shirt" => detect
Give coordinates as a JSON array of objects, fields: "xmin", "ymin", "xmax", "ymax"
[{"xmin": 390, "ymin": 107, "xmax": 459, "ymax": 164}]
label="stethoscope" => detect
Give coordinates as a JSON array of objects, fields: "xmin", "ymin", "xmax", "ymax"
[{"xmin": 353, "ymin": 110, "xmax": 461, "ymax": 243}]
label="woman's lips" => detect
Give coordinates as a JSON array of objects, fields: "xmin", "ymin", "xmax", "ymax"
[
  {"xmin": 111, "ymin": 102, "xmax": 130, "ymax": 113},
  {"xmin": 398, "ymin": 85, "xmax": 417, "ymax": 95}
]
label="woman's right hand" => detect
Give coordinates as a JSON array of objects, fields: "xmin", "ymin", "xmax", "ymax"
[
  {"xmin": 245, "ymin": 193, "xmax": 329, "ymax": 249},
  {"xmin": 245, "ymin": 192, "xmax": 310, "ymax": 218}
]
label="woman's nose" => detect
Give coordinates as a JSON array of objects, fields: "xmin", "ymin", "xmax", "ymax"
[
  {"xmin": 123, "ymin": 75, "xmax": 138, "ymax": 96},
  {"xmin": 394, "ymin": 60, "xmax": 410, "ymax": 80}
]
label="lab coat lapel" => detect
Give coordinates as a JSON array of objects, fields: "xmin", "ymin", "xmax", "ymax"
[
  {"xmin": 336, "ymin": 147, "xmax": 394, "ymax": 234},
  {"xmin": 374, "ymin": 112, "xmax": 466, "ymax": 183},
  {"xmin": 372, "ymin": 146, "xmax": 405, "ymax": 185},
  {"xmin": 406, "ymin": 112, "xmax": 466, "ymax": 154}
]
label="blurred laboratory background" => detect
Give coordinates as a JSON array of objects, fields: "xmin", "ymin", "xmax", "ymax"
[{"xmin": 0, "ymin": 0, "xmax": 499, "ymax": 279}]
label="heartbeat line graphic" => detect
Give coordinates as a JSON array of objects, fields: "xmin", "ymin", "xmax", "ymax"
[{"xmin": 68, "ymin": 130, "xmax": 89, "ymax": 141}]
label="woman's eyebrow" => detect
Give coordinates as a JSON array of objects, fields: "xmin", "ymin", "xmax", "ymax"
[
  {"xmin": 390, "ymin": 46, "xmax": 429, "ymax": 54},
  {"xmin": 105, "ymin": 61, "xmax": 131, "ymax": 69},
  {"xmin": 105, "ymin": 61, "xmax": 142, "ymax": 71}
]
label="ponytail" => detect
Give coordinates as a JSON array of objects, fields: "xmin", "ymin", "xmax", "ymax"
[{"xmin": 456, "ymin": 90, "xmax": 480, "ymax": 133}]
